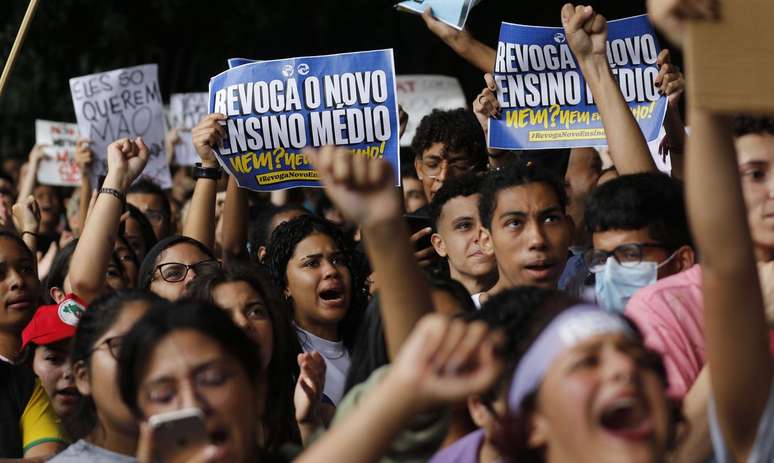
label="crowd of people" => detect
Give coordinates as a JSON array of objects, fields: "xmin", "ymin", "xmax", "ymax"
[{"xmin": 1, "ymin": 0, "xmax": 772, "ymax": 462}]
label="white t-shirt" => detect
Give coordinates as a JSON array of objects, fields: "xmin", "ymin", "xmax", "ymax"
[
  {"xmin": 471, "ymin": 293, "xmax": 483, "ymax": 309},
  {"xmin": 710, "ymin": 378, "xmax": 774, "ymax": 462},
  {"xmin": 296, "ymin": 326, "xmax": 351, "ymax": 405}
]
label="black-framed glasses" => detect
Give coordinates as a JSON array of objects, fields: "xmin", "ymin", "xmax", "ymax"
[
  {"xmin": 583, "ymin": 243, "xmax": 670, "ymax": 272},
  {"xmin": 154, "ymin": 259, "xmax": 220, "ymax": 283},
  {"xmin": 91, "ymin": 335, "xmax": 124, "ymax": 360}
]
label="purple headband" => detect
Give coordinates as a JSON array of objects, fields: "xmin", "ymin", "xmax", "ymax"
[{"xmin": 508, "ymin": 304, "xmax": 635, "ymax": 412}]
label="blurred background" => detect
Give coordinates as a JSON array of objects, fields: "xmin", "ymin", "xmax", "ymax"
[{"xmin": 0, "ymin": 0, "xmax": 657, "ymax": 157}]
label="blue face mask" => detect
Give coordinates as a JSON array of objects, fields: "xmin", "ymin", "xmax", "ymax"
[{"xmin": 594, "ymin": 253, "xmax": 676, "ymax": 312}]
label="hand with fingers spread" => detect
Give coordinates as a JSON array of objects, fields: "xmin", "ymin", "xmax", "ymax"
[
  {"xmin": 561, "ymin": 3, "xmax": 608, "ymax": 65},
  {"xmin": 647, "ymin": 0, "xmax": 719, "ymax": 46},
  {"xmin": 192, "ymin": 114, "xmax": 227, "ymax": 168},
  {"xmin": 655, "ymin": 49, "xmax": 685, "ymax": 107},
  {"xmin": 305, "ymin": 145, "xmax": 402, "ymax": 228},
  {"xmin": 386, "ymin": 314, "xmax": 503, "ymax": 411},
  {"xmin": 106, "ymin": 137, "xmax": 151, "ymax": 191},
  {"xmin": 74, "ymin": 138, "xmax": 94, "ymax": 174},
  {"xmin": 294, "ymin": 351, "xmax": 327, "ymax": 425},
  {"xmin": 12, "ymin": 195, "xmax": 40, "ymax": 236}
]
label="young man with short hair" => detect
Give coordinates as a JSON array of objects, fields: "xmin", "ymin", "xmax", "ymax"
[
  {"xmin": 411, "ymin": 108, "xmax": 488, "ymax": 203},
  {"xmin": 428, "ymin": 176, "xmax": 497, "ymax": 298},
  {"xmin": 127, "ymin": 179, "xmax": 172, "ymax": 240},
  {"xmin": 476, "ymin": 162, "xmax": 573, "ymax": 305},
  {"xmin": 584, "ymin": 172, "xmax": 695, "ymax": 312}
]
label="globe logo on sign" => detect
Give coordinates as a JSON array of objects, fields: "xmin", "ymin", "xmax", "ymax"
[
  {"xmin": 297, "ymin": 63, "xmax": 310, "ymax": 76},
  {"xmin": 554, "ymin": 33, "xmax": 566, "ymax": 44},
  {"xmin": 282, "ymin": 64, "xmax": 294, "ymax": 78}
]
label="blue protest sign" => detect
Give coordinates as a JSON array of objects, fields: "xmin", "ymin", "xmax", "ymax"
[
  {"xmin": 209, "ymin": 49, "xmax": 400, "ymax": 192},
  {"xmin": 488, "ymin": 15, "xmax": 667, "ymax": 151},
  {"xmin": 227, "ymin": 58, "xmax": 255, "ymax": 69}
]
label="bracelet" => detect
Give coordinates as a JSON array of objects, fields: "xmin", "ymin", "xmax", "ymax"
[
  {"xmin": 21, "ymin": 231, "xmax": 38, "ymax": 239},
  {"xmin": 192, "ymin": 163, "xmax": 222, "ymax": 181},
  {"xmin": 99, "ymin": 187, "xmax": 126, "ymax": 204}
]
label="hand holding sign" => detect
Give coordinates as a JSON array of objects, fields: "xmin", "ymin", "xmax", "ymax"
[
  {"xmin": 106, "ymin": 137, "xmax": 150, "ymax": 191},
  {"xmin": 306, "ymin": 145, "xmax": 401, "ymax": 228},
  {"xmin": 561, "ymin": 4, "xmax": 608, "ymax": 65},
  {"xmin": 191, "ymin": 113, "xmax": 226, "ymax": 168},
  {"xmin": 655, "ymin": 49, "xmax": 684, "ymax": 107},
  {"xmin": 74, "ymin": 138, "xmax": 93, "ymax": 175}
]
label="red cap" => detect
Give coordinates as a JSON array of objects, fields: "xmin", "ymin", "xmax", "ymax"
[{"xmin": 21, "ymin": 294, "xmax": 87, "ymax": 350}]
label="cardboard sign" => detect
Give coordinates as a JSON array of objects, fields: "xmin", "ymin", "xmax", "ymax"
[
  {"xmin": 396, "ymin": 75, "xmax": 467, "ymax": 146},
  {"xmin": 396, "ymin": 0, "xmax": 482, "ymax": 31},
  {"xmin": 488, "ymin": 15, "xmax": 667, "ymax": 150},
  {"xmin": 35, "ymin": 120, "xmax": 81, "ymax": 186},
  {"xmin": 209, "ymin": 49, "xmax": 401, "ymax": 192},
  {"xmin": 686, "ymin": 0, "xmax": 774, "ymax": 112},
  {"xmin": 169, "ymin": 93, "xmax": 209, "ymax": 166},
  {"xmin": 69, "ymin": 64, "xmax": 171, "ymax": 188}
]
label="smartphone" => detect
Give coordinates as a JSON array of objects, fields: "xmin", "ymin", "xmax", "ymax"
[
  {"xmin": 404, "ymin": 213, "xmax": 433, "ymax": 251},
  {"xmin": 148, "ymin": 408, "xmax": 209, "ymax": 460}
]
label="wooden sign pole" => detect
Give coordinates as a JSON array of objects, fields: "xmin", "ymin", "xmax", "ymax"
[{"xmin": 0, "ymin": 0, "xmax": 41, "ymax": 99}]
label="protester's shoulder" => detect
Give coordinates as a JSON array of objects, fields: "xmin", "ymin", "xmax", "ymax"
[
  {"xmin": 626, "ymin": 264, "xmax": 703, "ymax": 314},
  {"xmin": 428, "ymin": 428, "xmax": 485, "ymax": 463},
  {"xmin": 48, "ymin": 440, "xmax": 136, "ymax": 463}
]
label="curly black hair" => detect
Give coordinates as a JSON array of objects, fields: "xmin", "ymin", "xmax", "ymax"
[
  {"xmin": 248, "ymin": 204, "xmax": 310, "ymax": 260},
  {"xmin": 427, "ymin": 174, "xmax": 485, "ymax": 229},
  {"xmin": 733, "ymin": 115, "xmax": 774, "ymax": 137},
  {"xmin": 186, "ymin": 260, "xmax": 302, "ymax": 452},
  {"xmin": 265, "ymin": 215, "xmax": 367, "ymax": 352},
  {"xmin": 410, "ymin": 108, "xmax": 488, "ymax": 170},
  {"xmin": 478, "ymin": 161, "xmax": 568, "ymax": 230},
  {"xmin": 585, "ymin": 172, "xmax": 692, "ymax": 252}
]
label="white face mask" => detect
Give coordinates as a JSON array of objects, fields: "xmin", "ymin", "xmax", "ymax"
[{"xmin": 594, "ymin": 251, "xmax": 678, "ymax": 312}]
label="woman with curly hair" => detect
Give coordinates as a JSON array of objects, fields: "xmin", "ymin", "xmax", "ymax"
[{"xmin": 266, "ymin": 215, "xmax": 367, "ymax": 405}]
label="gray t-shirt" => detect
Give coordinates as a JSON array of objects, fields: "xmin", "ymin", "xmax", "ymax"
[
  {"xmin": 710, "ymin": 379, "xmax": 774, "ymax": 462},
  {"xmin": 48, "ymin": 439, "xmax": 135, "ymax": 463}
]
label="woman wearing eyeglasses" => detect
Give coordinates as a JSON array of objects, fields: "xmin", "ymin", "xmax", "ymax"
[
  {"xmin": 137, "ymin": 235, "xmax": 219, "ymax": 301},
  {"xmin": 48, "ymin": 290, "xmax": 162, "ymax": 462}
]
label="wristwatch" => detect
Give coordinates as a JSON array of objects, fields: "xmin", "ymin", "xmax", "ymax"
[{"xmin": 192, "ymin": 163, "xmax": 222, "ymax": 181}]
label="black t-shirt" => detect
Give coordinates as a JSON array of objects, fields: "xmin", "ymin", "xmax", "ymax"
[{"xmin": 0, "ymin": 361, "xmax": 36, "ymax": 458}]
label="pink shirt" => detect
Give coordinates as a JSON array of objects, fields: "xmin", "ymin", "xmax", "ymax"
[{"xmin": 625, "ymin": 265, "xmax": 705, "ymax": 400}]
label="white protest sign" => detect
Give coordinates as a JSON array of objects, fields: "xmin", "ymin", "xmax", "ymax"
[
  {"xmin": 34, "ymin": 120, "xmax": 81, "ymax": 186},
  {"xmin": 169, "ymin": 93, "xmax": 208, "ymax": 166},
  {"xmin": 69, "ymin": 64, "xmax": 171, "ymax": 188},
  {"xmin": 396, "ymin": 75, "xmax": 467, "ymax": 146}
]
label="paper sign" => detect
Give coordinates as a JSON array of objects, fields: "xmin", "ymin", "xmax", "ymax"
[
  {"xmin": 488, "ymin": 15, "xmax": 667, "ymax": 151},
  {"xmin": 209, "ymin": 49, "xmax": 401, "ymax": 192},
  {"xmin": 396, "ymin": 0, "xmax": 481, "ymax": 31},
  {"xmin": 69, "ymin": 64, "xmax": 171, "ymax": 188},
  {"xmin": 396, "ymin": 75, "xmax": 467, "ymax": 145},
  {"xmin": 686, "ymin": 0, "xmax": 774, "ymax": 112},
  {"xmin": 169, "ymin": 93, "xmax": 209, "ymax": 166},
  {"xmin": 35, "ymin": 120, "xmax": 81, "ymax": 186}
]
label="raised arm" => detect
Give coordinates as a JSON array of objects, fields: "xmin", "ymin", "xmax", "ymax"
[
  {"xmin": 296, "ymin": 315, "xmax": 502, "ymax": 463},
  {"xmin": 306, "ymin": 146, "xmax": 433, "ymax": 359},
  {"xmin": 17, "ymin": 145, "xmax": 46, "ymax": 202},
  {"xmin": 65, "ymin": 138, "xmax": 149, "ymax": 303},
  {"xmin": 563, "ymin": 4, "xmax": 656, "ymax": 174},
  {"xmin": 74, "ymin": 138, "xmax": 94, "ymax": 236},
  {"xmin": 221, "ymin": 176, "xmax": 249, "ymax": 261},
  {"xmin": 685, "ymin": 104, "xmax": 771, "ymax": 462},
  {"xmin": 182, "ymin": 114, "xmax": 226, "ymax": 250},
  {"xmin": 656, "ymin": 49, "xmax": 687, "ymax": 178},
  {"xmin": 421, "ymin": 7, "xmax": 496, "ymax": 73}
]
